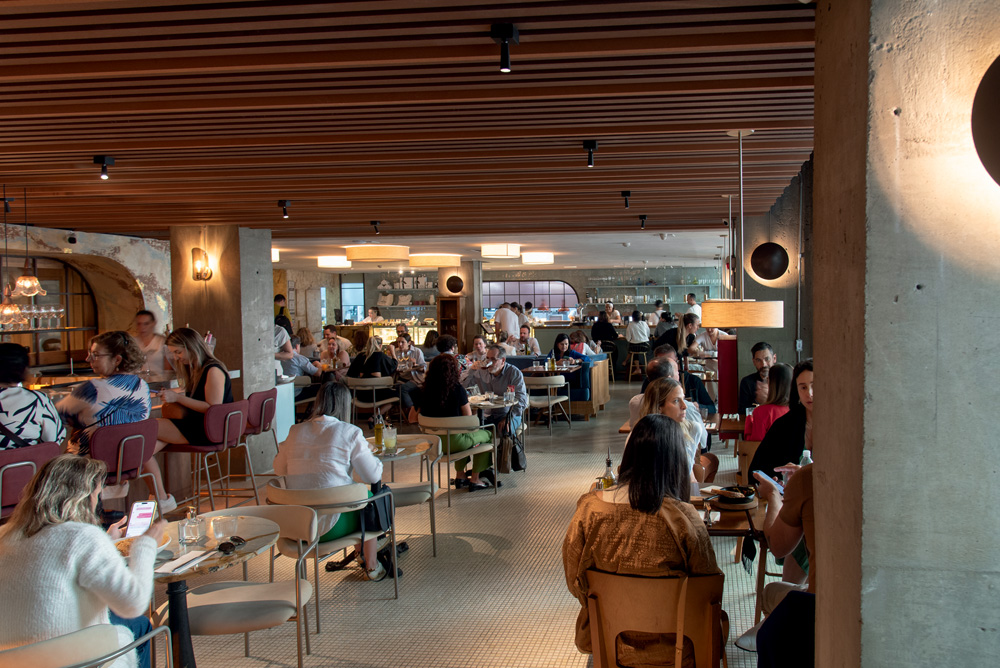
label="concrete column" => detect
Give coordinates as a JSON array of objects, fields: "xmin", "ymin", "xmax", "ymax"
[
  {"xmin": 169, "ymin": 226, "xmax": 275, "ymax": 473},
  {"xmin": 814, "ymin": 1, "xmax": 1000, "ymax": 666}
]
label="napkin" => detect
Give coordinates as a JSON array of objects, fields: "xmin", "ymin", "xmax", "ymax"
[{"xmin": 156, "ymin": 550, "xmax": 212, "ymax": 574}]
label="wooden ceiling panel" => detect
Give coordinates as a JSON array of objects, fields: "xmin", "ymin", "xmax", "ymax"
[{"xmin": 0, "ymin": 1, "xmax": 815, "ymax": 246}]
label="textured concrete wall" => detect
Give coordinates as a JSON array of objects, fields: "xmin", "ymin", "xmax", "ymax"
[
  {"xmin": 283, "ymin": 268, "xmax": 341, "ymax": 332},
  {"xmin": 2, "ymin": 225, "xmax": 171, "ymax": 331},
  {"xmin": 815, "ymin": 1, "xmax": 1000, "ymax": 666},
  {"xmin": 739, "ymin": 159, "xmax": 814, "ymax": 381}
]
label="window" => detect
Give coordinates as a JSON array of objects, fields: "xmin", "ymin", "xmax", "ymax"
[
  {"xmin": 340, "ymin": 280, "xmax": 365, "ymax": 323},
  {"xmin": 483, "ymin": 280, "xmax": 578, "ymax": 311}
]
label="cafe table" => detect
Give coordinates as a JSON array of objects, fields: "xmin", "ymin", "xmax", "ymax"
[
  {"xmin": 366, "ymin": 433, "xmax": 433, "ymax": 482},
  {"xmin": 154, "ymin": 515, "xmax": 280, "ymax": 668}
]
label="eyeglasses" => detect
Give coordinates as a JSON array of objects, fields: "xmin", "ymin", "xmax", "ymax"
[{"xmin": 217, "ymin": 535, "xmax": 247, "ymax": 555}]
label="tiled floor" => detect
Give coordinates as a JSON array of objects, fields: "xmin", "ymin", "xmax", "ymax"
[{"xmin": 154, "ymin": 383, "xmax": 773, "ymax": 667}]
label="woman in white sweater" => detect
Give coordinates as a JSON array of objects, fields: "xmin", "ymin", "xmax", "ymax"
[
  {"xmin": 0, "ymin": 455, "xmax": 165, "ymax": 668},
  {"xmin": 273, "ymin": 381, "xmax": 386, "ymax": 581}
]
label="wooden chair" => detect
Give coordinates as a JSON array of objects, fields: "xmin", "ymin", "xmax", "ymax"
[
  {"xmin": 0, "ymin": 623, "xmax": 172, "ymax": 668},
  {"xmin": 345, "ymin": 377, "xmax": 400, "ymax": 425},
  {"xmin": 0, "ymin": 442, "xmax": 61, "ymax": 520},
  {"xmin": 163, "ymin": 400, "xmax": 251, "ymax": 510},
  {"xmin": 88, "ymin": 418, "xmax": 162, "ymax": 514},
  {"xmin": 625, "ymin": 346, "xmax": 649, "ymax": 383},
  {"xmin": 417, "ymin": 415, "xmax": 497, "ymax": 508},
  {"xmin": 525, "ymin": 375, "xmax": 571, "ymax": 433},
  {"xmin": 157, "ymin": 504, "xmax": 317, "ymax": 668},
  {"xmin": 585, "ymin": 569, "xmax": 724, "ymax": 668}
]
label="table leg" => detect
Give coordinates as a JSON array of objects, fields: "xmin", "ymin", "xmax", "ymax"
[
  {"xmin": 167, "ymin": 579, "xmax": 197, "ymax": 668},
  {"xmin": 390, "ymin": 460, "xmax": 395, "ymax": 482},
  {"xmin": 753, "ymin": 539, "xmax": 770, "ymax": 623}
]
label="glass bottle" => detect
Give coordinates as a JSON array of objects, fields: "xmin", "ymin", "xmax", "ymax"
[
  {"xmin": 600, "ymin": 449, "xmax": 617, "ymax": 489},
  {"xmin": 373, "ymin": 408, "xmax": 384, "ymax": 448},
  {"xmin": 179, "ymin": 507, "xmax": 204, "ymax": 544}
]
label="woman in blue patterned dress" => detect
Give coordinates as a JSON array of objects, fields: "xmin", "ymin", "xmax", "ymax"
[{"xmin": 57, "ymin": 331, "xmax": 151, "ymax": 458}]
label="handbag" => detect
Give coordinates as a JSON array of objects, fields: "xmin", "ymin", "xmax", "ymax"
[
  {"xmin": 358, "ymin": 482, "xmax": 393, "ymax": 544},
  {"xmin": 497, "ymin": 413, "xmax": 526, "ymax": 473}
]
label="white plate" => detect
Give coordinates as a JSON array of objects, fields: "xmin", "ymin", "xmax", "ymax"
[{"xmin": 158, "ymin": 535, "xmax": 172, "ymax": 553}]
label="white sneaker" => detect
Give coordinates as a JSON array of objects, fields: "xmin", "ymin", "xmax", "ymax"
[
  {"xmin": 156, "ymin": 494, "xmax": 177, "ymax": 514},
  {"xmin": 362, "ymin": 561, "xmax": 387, "ymax": 582}
]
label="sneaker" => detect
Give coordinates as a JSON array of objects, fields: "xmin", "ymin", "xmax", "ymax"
[
  {"xmin": 156, "ymin": 494, "xmax": 177, "ymax": 514},
  {"xmin": 362, "ymin": 560, "xmax": 388, "ymax": 582}
]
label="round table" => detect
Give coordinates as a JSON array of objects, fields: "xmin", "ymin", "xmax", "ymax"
[
  {"xmin": 366, "ymin": 433, "xmax": 432, "ymax": 481},
  {"xmin": 155, "ymin": 515, "xmax": 279, "ymax": 668}
]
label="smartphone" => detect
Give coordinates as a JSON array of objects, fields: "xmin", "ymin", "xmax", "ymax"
[
  {"xmin": 124, "ymin": 500, "xmax": 158, "ymax": 538},
  {"xmin": 752, "ymin": 471, "xmax": 784, "ymax": 494}
]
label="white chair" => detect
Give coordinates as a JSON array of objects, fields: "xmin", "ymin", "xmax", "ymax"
[
  {"xmin": 345, "ymin": 376, "xmax": 400, "ymax": 425},
  {"xmin": 525, "ymin": 375, "xmax": 571, "ymax": 433},
  {"xmin": 155, "ymin": 504, "xmax": 317, "ymax": 668},
  {"xmin": 417, "ymin": 415, "xmax": 497, "ymax": 508},
  {"xmin": 382, "ymin": 438, "xmax": 440, "ymax": 556},
  {"xmin": 265, "ymin": 480, "xmax": 399, "ymax": 605},
  {"xmin": 0, "ymin": 624, "xmax": 172, "ymax": 668}
]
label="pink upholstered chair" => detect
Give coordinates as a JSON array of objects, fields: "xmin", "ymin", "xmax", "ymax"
[{"xmin": 0, "ymin": 442, "xmax": 61, "ymax": 519}]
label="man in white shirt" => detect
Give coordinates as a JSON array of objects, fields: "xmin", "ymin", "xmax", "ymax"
[
  {"xmin": 603, "ymin": 301, "xmax": 622, "ymax": 324},
  {"xmin": 645, "ymin": 300, "xmax": 664, "ymax": 328},
  {"xmin": 493, "ymin": 303, "xmax": 519, "ymax": 341},
  {"xmin": 466, "ymin": 335, "xmax": 489, "ymax": 362},
  {"xmin": 320, "ymin": 324, "xmax": 353, "ymax": 358},
  {"xmin": 274, "ymin": 324, "xmax": 294, "ymax": 360},
  {"xmin": 512, "ymin": 325, "xmax": 541, "ymax": 355},
  {"xmin": 685, "ymin": 293, "xmax": 702, "ymax": 318}
]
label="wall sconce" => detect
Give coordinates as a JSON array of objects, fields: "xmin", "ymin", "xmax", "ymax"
[{"xmin": 192, "ymin": 247, "xmax": 213, "ymax": 281}]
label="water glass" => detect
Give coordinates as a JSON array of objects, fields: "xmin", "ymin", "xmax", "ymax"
[
  {"xmin": 504, "ymin": 390, "xmax": 515, "ymax": 404},
  {"xmin": 210, "ymin": 515, "xmax": 239, "ymax": 540},
  {"xmin": 383, "ymin": 426, "xmax": 398, "ymax": 453}
]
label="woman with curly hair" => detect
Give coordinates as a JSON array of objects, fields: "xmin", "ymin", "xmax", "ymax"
[
  {"xmin": 408, "ymin": 354, "xmax": 492, "ymax": 491},
  {"xmin": 57, "ymin": 331, "xmax": 151, "ymax": 458}
]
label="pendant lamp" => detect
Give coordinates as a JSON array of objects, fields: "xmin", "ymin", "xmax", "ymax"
[
  {"xmin": 10, "ymin": 188, "xmax": 45, "ymax": 297},
  {"xmin": 0, "ymin": 185, "xmax": 26, "ymax": 326}
]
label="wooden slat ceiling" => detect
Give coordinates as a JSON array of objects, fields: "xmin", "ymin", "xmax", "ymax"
[{"xmin": 0, "ymin": 0, "xmax": 815, "ymax": 243}]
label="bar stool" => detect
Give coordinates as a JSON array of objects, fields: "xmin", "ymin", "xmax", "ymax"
[
  {"xmin": 625, "ymin": 345, "xmax": 649, "ymax": 383},
  {"xmin": 88, "ymin": 418, "xmax": 162, "ymax": 515},
  {"xmin": 163, "ymin": 400, "xmax": 251, "ymax": 511},
  {"xmin": 600, "ymin": 341, "xmax": 617, "ymax": 384},
  {"xmin": 243, "ymin": 388, "xmax": 279, "ymax": 458}
]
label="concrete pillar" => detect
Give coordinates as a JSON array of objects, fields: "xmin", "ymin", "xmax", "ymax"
[
  {"xmin": 169, "ymin": 226, "xmax": 275, "ymax": 473},
  {"xmin": 814, "ymin": 1, "xmax": 1000, "ymax": 666}
]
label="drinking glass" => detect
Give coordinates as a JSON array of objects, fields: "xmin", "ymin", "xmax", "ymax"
[{"xmin": 383, "ymin": 426, "xmax": 397, "ymax": 453}]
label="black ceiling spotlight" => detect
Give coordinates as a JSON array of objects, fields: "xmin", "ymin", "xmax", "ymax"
[
  {"xmin": 639, "ymin": 214, "xmax": 647, "ymax": 230},
  {"xmin": 2, "ymin": 196, "xmax": 12, "ymax": 214},
  {"xmin": 371, "ymin": 220, "xmax": 380, "ymax": 235},
  {"xmin": 93, "ymin": 155, "xmax": 114, "ymax": 180},
  {"xmin": 278, "ymin": 200, "xmax": 290, "ymax": 218},
  {"xmin": 621, "ymin": 190, "xmax": 631, "ymax": 209},
  {"xmin": 490, "ymin": 23, "xmax": 519, "ymax": 73},
  {"xmin": 583, "ymin": 140, "xmax": 598, "ymax": 168}
]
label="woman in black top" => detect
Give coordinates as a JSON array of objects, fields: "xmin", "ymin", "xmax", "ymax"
[
  {"xmin": 408, "ymin": 354, "xmax": 492, "ymax": 491},
  {"xmin": 347, "ymin": 336, "xmax": 397, "ymax": 401},
  {"xmin": 749, "ymin": 359, "xmax": 814, "ymax": 480},
  {"xmin": 147, "ymin": 328, "xmax": 233, "ymax": 512},
  {"xmin": 590, "ymin": 311, "xmax": 619, "ymax": 346}
]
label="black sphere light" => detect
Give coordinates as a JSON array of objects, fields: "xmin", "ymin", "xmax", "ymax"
[
  {"xmin": 750, "ymin": 242, "xmax": 790, "ymax": 280},
  {"xmin": 972, "ymin": 54, "xmax": 1000, "ymax": 186}
]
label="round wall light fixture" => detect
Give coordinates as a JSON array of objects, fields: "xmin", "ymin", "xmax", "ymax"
[
  {"xmin": 750, "ymin": 242, "xmax": 790, "ymax": 280},
  {"xmin": 972, "ymin": 54, "xmax": 1000, "ymax": 186}
]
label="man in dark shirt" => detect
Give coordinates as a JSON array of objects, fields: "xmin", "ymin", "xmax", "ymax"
[
  {"xmin": 274, "ymin": 294, "xmax": 293, "ymax": 337},
  {"xmin": 739, "ymin": 341, "xmax": 776, "ymax": 414}
]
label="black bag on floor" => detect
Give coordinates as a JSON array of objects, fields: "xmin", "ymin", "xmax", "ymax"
[
  {"xmin": 359, "ymin": 482, "xmax": 393, "ymax": 541},
  {"xmin": 497, "ymin": 415, "xmax": 526, "ymax": 473}
]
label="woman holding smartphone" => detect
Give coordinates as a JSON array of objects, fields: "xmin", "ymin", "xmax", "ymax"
[
  {"xmin": 143, "ymin": 328, "xmax": 233, "ymax": 513},
  {"xmin": 0, "ymin": 455, "xmax": 165, "ymax": 668}
]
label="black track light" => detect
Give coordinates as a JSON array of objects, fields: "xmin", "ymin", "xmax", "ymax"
[
  {"xmin": 583, "ymin": 140, "xmax": 598, "ymax": 168},
  {"xmin": 490, "ymin": 23, "xmax": 519, "ymax": 73},
  {"xmin": 621, "ymin": 190, "xmax": 631, "ymax": 209},
  {"xmin": 278, "ymin": 200, "xmax": 290, "ymax": 218},
  {"xmin": 371, "ymin": 220, "xmax": 380, "ymax": 235},
  {"xmin": 639, "ymin": 215, "xmax": 647, "ymax": 230},
  {"xmin": 93, "ymin": 156, "xmax": 115, "ymax": 180},
  {"xmin": 2, "ymin": 198, "xmax": 12, "ymax": 214}
]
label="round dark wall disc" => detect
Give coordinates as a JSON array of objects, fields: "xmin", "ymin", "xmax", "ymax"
[
  {"xmin": 750, "ymin": 242, "xmax": 790, "ymax": 280},
  {"xmin": 445, "ymin": 275, "xmax": 464, "ymax": 293},
  {"xmin": 972, "ymin": 54, "xmax": 1000, "ymax": 187}
]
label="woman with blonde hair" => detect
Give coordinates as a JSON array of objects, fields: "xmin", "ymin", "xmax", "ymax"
[
  {"xmin": 0, "ymin": 455, "xmax": 165, "ymax": 668},
  {"xmin": 346, "ymin": 335, "xmax": 397, "ymax": 403},
  {"xmin": 143, "ymin": 328, "xmax": 233, "ymax": 511},
  {"xmin": 58, "ymin": 331, "xmax": 151, "ymax": 458},
  {"xmin": 639, "ymin": 376, "xmax": 718, "ymax": 482}
]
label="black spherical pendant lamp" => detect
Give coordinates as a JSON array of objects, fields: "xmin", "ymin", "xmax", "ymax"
[
  {"xmin": 750, "ymin": 241, "xmax": 790, "ymax": 280},
  {"xmin": 972, "ymin": 54, "xmax": 1000, "ymax": 186}
]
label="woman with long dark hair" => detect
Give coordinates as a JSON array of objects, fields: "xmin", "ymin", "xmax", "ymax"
[
  {"xmin": 749, "ymin": 359, "xmax": 814, "ymax": 480},
  {"xmin": 408, "ymin": 354, "xmax": 492, "ymax": 491},
  {"xmin": 548, "ymin": 333, "xmax": 587, "ymax": 363},
  {"xmin": 563, "ymin": 414, "xmax": 721, "ymax": 660}
]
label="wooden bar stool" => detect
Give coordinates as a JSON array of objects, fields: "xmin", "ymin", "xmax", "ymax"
[{"xmin": 625, "ymin": 345, "xmax": 649, "ymax": 383}]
